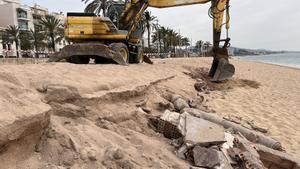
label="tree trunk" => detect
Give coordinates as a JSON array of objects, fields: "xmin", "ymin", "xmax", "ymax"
[
  {"xmin": 147, "ymin": 24, "xmax": 151, "ymax": 49},
  {"xmin": 158, "ymin": 33, "xmax": 162, "ymax": 55},
  {"xmin": 34, "ymin": 44, "xmax": 39, "ymax": 58},
  {"xmin": 51, "ymin": 33, "xmax": 55, "ymax": 52},
  {"xmin": 15, "ymin": 40, "xmax": 19, "ymax": 58}
]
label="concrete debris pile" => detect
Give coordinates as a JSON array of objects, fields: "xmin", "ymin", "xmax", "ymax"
[{"xmin": 148, "ymin": 95, "xmax": 300, "ymax": 169}]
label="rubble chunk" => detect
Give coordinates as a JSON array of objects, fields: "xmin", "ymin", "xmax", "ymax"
[
  {"xmin": 256, "ymin": 144, "xmax": 300, "ymax": 169},
  {"xmin": 193, "ymin": 146, "xmax": 220, "ymax": 168},
  {"xmin": 170, "ymin": 94, "xmax": 182, "ymax": 103},
  {"xmin": 173, "ymin": 98, "xmax": 190, "ymax": 111},
  {"xmin": 184, "ymin": 108, "xmax": 282, "ymax": 150},
  {"xmin": 148, "ymin": 117, "xmax": 182, "ymax": 139},
  {"xmin": 184, "ymin": 113, "xmax": 225, "ymax": 146},
  {"xmin": 141, "ymin": 107, "xmax": 152, "ymax": 114},
  {"xmin": 156, "ymin": 102, "xmax": 175, "ymax": 111},
  {"xmin": 194, "ymin": 82, "xmax": 208, "ymax": 92},
  {"xmin": 229, "ymin": 135, "xmax": 265, "ymax": 169},
  {"xmin": 160, "ymin": 110, "xmax": 180, "ymax": 126},
  {"xmin": 217, "ymin": 151, "xmax": 234, "ymax": 169},
  {"xmin": 176, "ymin": 144, "xmax": 188, "ymax": 160}
]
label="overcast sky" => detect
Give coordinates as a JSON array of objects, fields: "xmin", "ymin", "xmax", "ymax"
[{"xmin": 22, "ymin": 0, "xmax": 300, "ymax": 51}]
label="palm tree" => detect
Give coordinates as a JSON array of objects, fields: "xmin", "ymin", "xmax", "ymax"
[
  {"xmin": 4, "ymin": 25, "xmax": 20, "ymax": 58},
  {"xmin": 160, "ymin": 26, "xmax": 169, "ymax": 52},
  {"xmin": 30, "ymin": 29, "xmax": 46, "ymax": 57},
  {"xmin": 19, "ymin": 30, "xmax": 33, "ymax": 51},
  {"xmin": 196, "ymin": 40, "xmax": 203, "ymax": 53},
  {"xmin": 83, "ymin": 0, "xmax": 115, "ymax": 16},
  {"xmin": 151, "ymin": 26, "xmax": 161, "ymax": 53},
  {"xmin": 0, "ymin": 29, "xmax": 9, "ymax": 44},
  {"xmin": 39, "ymin": 15, "xmax": 63, "ymax": 52},
  {"xmin": 144, "ymin": 11, "xmax": 156, "ymax": 49},
  {"xmin": 181, "ymin": 37, "xmax": 190, "ymax": 51}
]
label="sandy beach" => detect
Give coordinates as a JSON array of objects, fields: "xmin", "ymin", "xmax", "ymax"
[{"xmin": 0, "ymin": 57, "xmax": 299, "ymax": 168}]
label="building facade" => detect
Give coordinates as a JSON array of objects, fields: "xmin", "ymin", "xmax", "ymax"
[
  {"xmin": 0, "ymin": 0, "xmax": 66, "ymax": 57},
  {"xmin": 0, "ymin": 0, "xmax": 34, "ymax": 31}
]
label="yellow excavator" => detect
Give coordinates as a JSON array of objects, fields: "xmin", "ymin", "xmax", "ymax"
[{"xmin": 50, "ymin": 0, "xmax": 235, "ymax": 81}]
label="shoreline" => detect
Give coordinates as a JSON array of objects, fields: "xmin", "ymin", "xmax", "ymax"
[
  {"xmin": 235, "ymin": 53, "xmax": 300, "ymax": 70},
  {"xmin": 235, "ymin": 58, "xmax": 300, "ymax": 70}
]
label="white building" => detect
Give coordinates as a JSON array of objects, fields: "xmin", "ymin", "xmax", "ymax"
[
  {"xmin": 0, "ymin": 0, "xmax": 66, "ymax": 57},
  {"xmin": 0, "ymin": 0, "xmax": 34, "ymax": 31}
]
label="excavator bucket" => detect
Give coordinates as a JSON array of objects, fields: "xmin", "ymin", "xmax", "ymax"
[
  {"xmin": 209, "ymin": 48, "xmax": 235, "ymax": 82},
  {"xmin": 48, "ymin": 43, "xmax": 128, "ymax": 65}
]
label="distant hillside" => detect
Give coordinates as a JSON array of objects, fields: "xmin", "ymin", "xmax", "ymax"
[{"xmin": 228, "ymin": 47, "xmax": 286, "ymax": 56}]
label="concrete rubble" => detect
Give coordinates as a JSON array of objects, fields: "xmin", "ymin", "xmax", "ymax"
[
  {"xmin": 183, "ymin": 113, "xmax": 225, "ymax": 146},
  {"xmin": 149, "ymin": 102, "xmax": 300, "ymax": 169},
  {"xmin": 193, "ymin": 146, "xmax": 220, "ymax": 168}
]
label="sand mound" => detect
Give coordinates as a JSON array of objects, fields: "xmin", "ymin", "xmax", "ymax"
[{"xmin": 185, "ymin": 67, "xmax": 261, "ymax": 90}]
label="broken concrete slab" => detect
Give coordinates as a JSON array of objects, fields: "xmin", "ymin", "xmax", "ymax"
[
  {"xmin": 160, "ymin": 110, "xmax": 180, "ymax": 126},
  {"xmin": 184, "ymin": 108, "xmax": 282, "ymax": 150},
  {"xmin": 148, "ymin": 117, "xmax": 182, "ymax": 139},
  {"xmin": 230, "ymin": 136, "xmax": 265, "ymax": 169},
  {"xmin": 176, "ymin": 144, "xmax": 188, "ymax": 160},
  {"xmin": 217, "ymin": 151, "xmax": 234, "ymax": 169},
  {"xmin": 183, "ymin": 113, "xmax": 225, "ymax": 146},
  {"xmin": 193, "ymin": 146, "xmax": 220, "ymax": 168},
  {"xmin": 256, "ymin": 144, "xmax": 300, "ymax": 169},
  {"xmin": 221, "ymin": 133, "xmax": 236, "ymax": 165}
]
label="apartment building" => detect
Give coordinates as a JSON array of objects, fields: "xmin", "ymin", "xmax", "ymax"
[
  {"xmin": 31, "ymin": 4, "xmax": 48, "ymax": 31},
  {"xmin": 0, "ymin": 0, "xmax": 34, "ymax": 31},
  {"xmin": 0, "ymin": 0, "xmax": 66, "ymax": 57},
  {"xmin": 0, "ymin": 26, "xmax": 4, "ymax": 57}
]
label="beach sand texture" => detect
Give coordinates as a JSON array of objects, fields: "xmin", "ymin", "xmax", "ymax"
[{"xmin": 0, "ymin": 57, "xmax": 299, "ymax": 168}]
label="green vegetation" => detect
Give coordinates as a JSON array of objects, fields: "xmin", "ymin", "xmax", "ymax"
[
  {"xmin": 2, "ymin": 25, "xmax": 20, "ymax": 57},
  {"xmin": 0, "ymin": 15, "xmax": 64, "ymax": 58},
  {"xmin": 151, "ymin": 26, "xmax": 190, "ymax": 54},
  {"xmin": 39, "ymin": 15, "xmax": 64, "ymax": 51}
]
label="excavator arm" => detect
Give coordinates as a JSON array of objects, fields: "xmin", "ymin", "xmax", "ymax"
[
  {"xmin": 120, "ymin": 0, "xmax": 235, "ymax": 81},
  {"xmin": 149, "ymin": 0, "xmax": 210, "ymax": 7}
]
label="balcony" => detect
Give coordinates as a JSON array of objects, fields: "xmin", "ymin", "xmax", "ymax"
[
  {"xmin": 17, "ymin": 8, "xmax": 29, "ymax": 20},
  {"xmin": 18, "ymin": 21, "xmax": 29, "ymax": 30}
]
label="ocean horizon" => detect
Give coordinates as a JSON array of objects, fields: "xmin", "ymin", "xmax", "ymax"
[{"xmin": 238, "ymin": 53, "xmax": 300, "ymax": 69}]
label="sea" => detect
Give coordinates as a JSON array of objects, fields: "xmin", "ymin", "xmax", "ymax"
[{"xmin": 238, "ymin": 53, "xmax": 300, "ymax": 69}]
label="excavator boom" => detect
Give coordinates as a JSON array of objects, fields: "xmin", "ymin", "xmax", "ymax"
[{"xmin": 149, "ymin": 0, "xmax": 210, "ymax": 7}]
